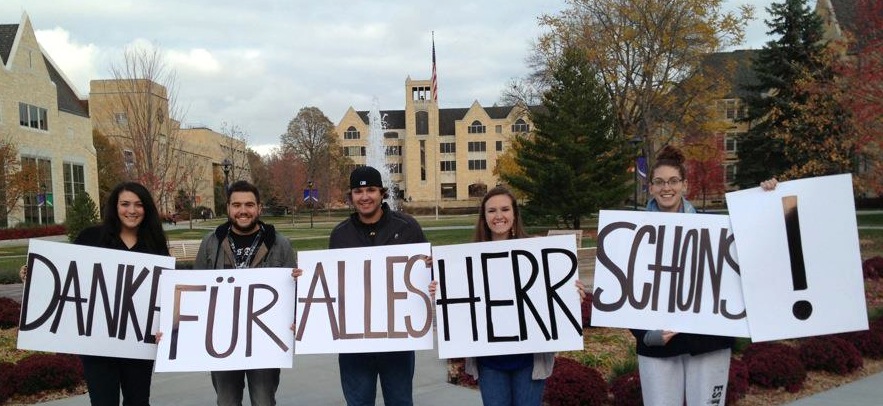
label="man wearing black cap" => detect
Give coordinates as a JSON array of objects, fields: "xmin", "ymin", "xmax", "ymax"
[{"xmin": 329, "ymin": 165, "xmax": 428, "ymax": 406}]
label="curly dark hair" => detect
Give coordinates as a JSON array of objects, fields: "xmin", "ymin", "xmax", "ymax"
[{"xmin": 652, "ymin": 145, "xmax": 687, "ymax": 179}]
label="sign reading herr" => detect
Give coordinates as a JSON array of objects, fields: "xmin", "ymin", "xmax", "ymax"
[{"xmin": 18, "ymin": 240, "xmax": 174, "ymax": 359}]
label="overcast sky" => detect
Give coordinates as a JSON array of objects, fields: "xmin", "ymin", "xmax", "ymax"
[{"xmin": 2, "ymin": 0, "xmax": 777, "ymax": 154}]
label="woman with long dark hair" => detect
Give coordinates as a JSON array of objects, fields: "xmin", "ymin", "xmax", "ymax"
[{"xmin": 23, "ymin": 181, "xmax": 169, "ymax": 405}]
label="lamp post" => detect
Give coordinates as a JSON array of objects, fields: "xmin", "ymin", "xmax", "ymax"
[
  {"xmin": 630, "ymin": 137, "xmax": 642, "ymax": 210},
  {"xmin": 307, "ymin": 180, "xmax": 314, "ymax": 229},
  {"xmin": 221, "ymin": 158, "xmax": 232, "ymax": 192},
  {"xmin": 37, "ymin": 183, "xmax": 46, "ymax": 225}
]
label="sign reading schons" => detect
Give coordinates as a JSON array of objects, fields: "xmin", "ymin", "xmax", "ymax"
[
  {"xmin": 18, "ymin": 240, "xmax": 175, "ymax": 359},
  {"xmin": 590, "ymin": 211, "xmax": 750, "ymax": 338},
  {"xmin": 293, "ymin": 243, "xmax": 434, "ymax": 354},
  {"xmin": 432, "ymin": 235, "xmax": 584, "ymax": 359}
]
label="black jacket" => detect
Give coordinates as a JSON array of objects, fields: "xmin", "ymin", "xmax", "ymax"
[
  {"xmin": 74, "ymin": 225, "xmax": 169, "ymax": 256},
  {"xmin": 329, "ymin": 203, "xmax": 427, "ymax": 248}
]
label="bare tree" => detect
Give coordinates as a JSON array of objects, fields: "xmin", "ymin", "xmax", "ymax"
[
  {"xmin": 104, "ymin": 44, "xmax": 187, "ymax": 210},
  {"xmin": 219, "ymin": 122, "xmax": 251, "ymax": 183},
  {"xmin": 178, "ymin": 154, "xmax": 209, "ymax": 230}
]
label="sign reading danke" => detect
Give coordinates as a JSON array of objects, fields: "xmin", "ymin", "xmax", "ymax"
[
  {"xmin": 433, "ymin": 235, "xmax": 584, "ymax": 359},
  {"xmin": 18, "ymin": 239, "xmax": 174, "ymax": 359},
  {"xmin": 155, "ymin": 268, "xmax": 296, "ymax": 372},
  {"xmin": 590, "ymin": 211, "xmax": 750, "ymax": 337},
  {"xmin": 294, "ymin": 243, "xmax": 433, "ymax": 354}
]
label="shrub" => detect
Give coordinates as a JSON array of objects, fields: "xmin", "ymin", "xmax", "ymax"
[
  {"xmin": 543, "ymin": 357, "xmax": 608, "ymax": 406},
  {"xmin": 64, "ymin": 192, "xmax": 99, "ymax": 242},
  {"xmin": 0, "ymin": 361, "xmax": 15, "ymax": 403},
  {"xmin": 10, "ymin": 353, "xmax": 84, "ymax": 395},
  {"xmin": 610, "ymin": 370, "xmax": 642, "ymax": 406},
  {"xmin": 837, "ymin": 328, "xmax": 883, "ymax": 359},
  {"xmin": 0, "ymin": 224, "xmax": 66, "ymax": 241},
  {"xmin": 799, "ymin": 336, "xmax": 863, "ymax": 375},
  {"xmin": 742, "ymin": 342, "xmax": 806, "ymax": 392},
  {"xmin": 581, "ymin": 290, "xmax": 593, "ymax": 328},
  {"xmin": 727, "ymin": 357, "xmax": 749, "ymax": 405},
  {"xmin": 864, "ymin": 256, "xmax": 883, "ymax": 279},
  {"xmin": 0, "ymin": 297, "xmax": 21, "ymax": 329}
]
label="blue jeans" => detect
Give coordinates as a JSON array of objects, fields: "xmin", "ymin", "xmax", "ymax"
[
  {"xmin": 477, "ymin": 363, "xmax": 546, "ymax": 406},
  {"xmin": 211, "ymin": 368, "xmax": 280, "ymax": 406},
  {"xmin": 338, "ymin": 351, "xmax": 415, "ymax": 406},
  {"xmin": 81, "ymin": 355, "xmax": 153, "ymax": 406}
]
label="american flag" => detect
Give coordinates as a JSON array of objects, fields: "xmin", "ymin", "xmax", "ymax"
[{"xmin": 431, "ymin": 32, "xmax": 438, "ymax": 102}]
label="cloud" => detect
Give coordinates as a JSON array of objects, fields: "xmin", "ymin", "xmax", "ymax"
[{"xmin": 34, "ymin": 27, "xmax": 101, "ymax": 96}]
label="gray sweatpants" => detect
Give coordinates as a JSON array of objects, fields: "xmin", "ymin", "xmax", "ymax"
[{"xmin": 637, "ymin": 348, "xmax": 731, "ymax": 406}]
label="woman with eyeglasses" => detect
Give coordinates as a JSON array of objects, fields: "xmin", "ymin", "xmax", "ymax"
[{"xmin": 632, "ymin": 145, "xmax": 776, "ymax": 405}]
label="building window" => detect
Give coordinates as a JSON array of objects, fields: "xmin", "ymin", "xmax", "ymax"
[
  {"xmin": 721, "ymin": 100, "xmax": 744, "ymax": 120},
  {"xmin": 725, "ymin": 134, "xmax": 739, "ymax": 153},
  {"xmin": 439, "ymin": 142, "xmax": 456, "ymax": 154},
  {"xmin": 386, "ymin": 146, "xmax": 402, "ymax": 156},
  {"xmin": 468, "ymin": 183, "xmax": 488, "ymax": 198},
  {"xmin": 468, "ymin": 159, "xmax": 487, "ymax": 170},
  {"xmin": 468, "ymin": 120, "xmax": 486, "ymax": 134},
  {"xmin": 441, "ymin": 183, "xmax": 457, "ymax": 199},
  {"xmin": 388, "ymin": 163, "xmax": 402, "ymax": 174},
  {"xmin": 725, "ymin": 164, "xmax": 737, "ymax": 184},
  {"xmin": 21, "ymin": 157, "xmax": 54, "ymax": 224},
  {"xmin": 19, "ymin": 103, "xmax": 48, "ymax": 130},
  {"xmin": 440, "ymin": 161, "xmax": 456, "ymax": 172},
  {"xmin": 123, "ymin": 150, "xmax": 135, "ymax": 173},
  {"xmin": 512, "ymin": 119, "xmax": 530, "ymax": 132},
  {"xmin": 416, "ymin": 111, "xmax": 429, "ymax": 135},
  {"xmin": 344, "ymin": 126, "xmax": 360, "ymax": 140},
  {"xmin": 468, "ymin": 141, "xmax": 487, "ymax": 152},
  {"xmin": 384, "ymin": 131, "xmax": 399, "ymax": 139},
  {"xmin": 495, "ymin": 125, "xmax": 502, "ymax": 133},
  {"xmin": 115, "ymin": 113, "xmax": 128, "ymax": 126},
  {"xmin": 420, "ymin": 140, "xmax": 426, "ymax": 181},
  {"xmin": 496, "ymin": 141, "xmax": 503, "ymax": 151},
  {"xmin": 343, "ymin": 146, "xmax": 366, "ymax": 156},
  {"xmin": 63, "ymin": 163, "xmax": 86, "ymax": 207}
]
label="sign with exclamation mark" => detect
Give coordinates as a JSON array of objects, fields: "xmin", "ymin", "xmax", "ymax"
[
  {"xmin": 782, "ymin": 196, "xmax": 812, "ymax": 320},
  {"xmin": 726, "ymin": 174, "xmax": 867, "ymax": 342}
]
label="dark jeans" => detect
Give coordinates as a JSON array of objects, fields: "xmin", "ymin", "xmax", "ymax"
[
  {"xmin": 477, "ymin": 363, "xmax": 546, "ymax": 406},
  {"xmin": 211, "ymin": 368, "xmax": 280, "ymax": 406},
  {"xmin": 338, "ymin": 351, "xmax": 415, "ymax": 406},
  {"xmin": 80, "ymin": 355, "xmax": 154, "ymax": 406}
]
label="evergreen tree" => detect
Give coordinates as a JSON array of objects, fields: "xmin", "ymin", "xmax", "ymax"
[
  {"xmin": 501, "ymin": 48, "xmax": 630, "ymax": 229},
  {"xmin": 64, "ymin": 193, "xmax": 99, "ymax": 242},
  {"xmin": 736, "ymin": 0, "xmax": 836, "ymax": 187}
]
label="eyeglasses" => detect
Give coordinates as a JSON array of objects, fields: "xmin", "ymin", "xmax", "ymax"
[{"xmin": 650, "ymin": 177, "xmax": 683, "ymax": 188}]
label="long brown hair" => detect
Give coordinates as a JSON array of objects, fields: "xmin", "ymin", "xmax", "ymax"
[{"xmin": 474, "ymin": 186, "xmax": 528, "ymax": 242}]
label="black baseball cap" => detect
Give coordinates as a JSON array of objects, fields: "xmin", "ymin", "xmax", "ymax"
[{"xmin": 349, "ymin": 166, "xmax": 383, "ymax": 189}]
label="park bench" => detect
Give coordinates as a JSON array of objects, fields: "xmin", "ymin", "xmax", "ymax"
[{"xmin": 167, "ymin": 240, "xmax": 203, "ymax": 262}]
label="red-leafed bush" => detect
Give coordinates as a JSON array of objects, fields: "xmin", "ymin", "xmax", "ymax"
[
  {"xmin": 837, "ymin": 328, "xmax": 883, "ymax": 359},
  {"xmin": 0, "ymin": 361, "xmax": 15, "ymax": 403},
  {"xmin": 864, "ymin": 257, "xmax": 883, "ymax": 279},
  {"xmin": 10, "ymin": 353, "xmax": 84, "ymax": 395},
  {"xmin": 727, "ymin": 357, "xmax": 749, "ymax": 404},
  {"xmin": 799, "ymin": 336, "xmax": 863, "ymax": 374},
  {"xmin": 582, "ymin": 291, "xmax": 593, "ymax": 329},
  {"xmin": 543, "ymin": 357, "xmax": 608, "ymax": 406},
  {"xmin": 742, "ymin": 342, "xmax": 806, "ymax": 392},
  {"xmin": 0, "ymin": 224, "xmax": 66, "ymax": 241},
  {"xmin": 610, "ymin": 370, "xmax": 642, "ymax": 406},
  {"xmin": 0, "ymin": 297, "xmax": 21, "ymax": 329},
  {"xmin": 446, "ymin": 358, "xmax": 477, "ymax": 388}
]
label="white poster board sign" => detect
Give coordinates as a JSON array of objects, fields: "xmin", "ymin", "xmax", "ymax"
[
  {"xmin": 590, "ymin": 211, "xmax": 750, "ymax": 337},
  {"xmin": 293, "ymin": 243, "xmax": 433, "ymax": 354},
  {"xmin": 433, "ymin": 235, "xmax": 584, "ymax": 359},
  {"xmin": 155, "ymin": 268, "xmax": 296, "ymax": 372},
  {"xmin": 726, "ymin": 174, "xmax": 867, "ymax": 341},
  {"xmin": 18, "ymin": 239, "xmax": 174, "ymax": 359}
]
